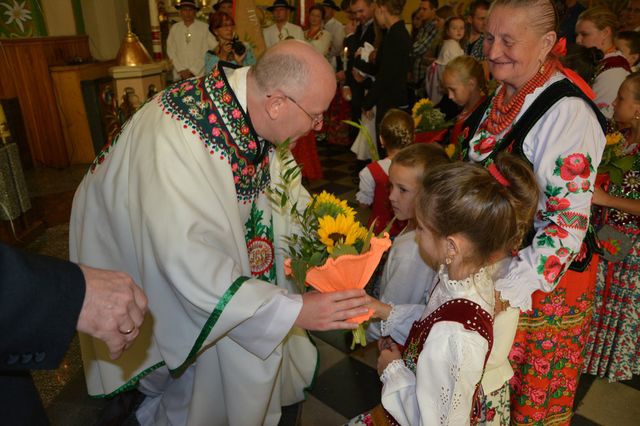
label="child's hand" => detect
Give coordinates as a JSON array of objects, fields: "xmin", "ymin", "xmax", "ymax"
[
  {"xmin": 377, "ymin": 336, "xmax": 394, "ymax": 351},
  {"xmin": 377, "ymin": 343, "xmax": 401, "ymax": 375},
  {"xmin": 366, "ymin": 296, "xmax": 392, "ymax": 320}
]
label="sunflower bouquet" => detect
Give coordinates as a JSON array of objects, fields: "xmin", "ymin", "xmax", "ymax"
[
  {"xmin": 270, "ymin": 143, "xmax": 391, "ymax": 348},
  {"xmin": 412, "ymin": 98, "xmax": 453, "ymax": 144},
  {"xmin": 598, "ymin": 129, "xmax": 639, "ymax": 186}
]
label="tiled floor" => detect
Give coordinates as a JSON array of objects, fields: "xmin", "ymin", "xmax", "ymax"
[{"xmin": 19, "ymin": 141, "xmax": 640, "ymax": 425}]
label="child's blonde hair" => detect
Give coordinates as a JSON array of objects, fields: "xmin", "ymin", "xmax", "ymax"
[
  {"xmin": 391, "ymin": 143, "xmax": 451, "ymax": 182},
  {"xmin": 444, "ymin": 55, "xmax": 488, "ymax": 94},
  {"xmin": 380, "ymin": 109, "xmax": 415, "ymax": 151},
  {"xmin": 416, "ymin": 153, "xmax": 539, "ymax": 266}
]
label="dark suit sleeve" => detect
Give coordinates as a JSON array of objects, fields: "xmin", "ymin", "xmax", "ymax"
[
  {"xmin": 363, "ymin": 23, "xmax": 411, "ymax": 111},
  {"xmin": 0, "ymin": 242, "xmax": 85, "ymax": 370}
]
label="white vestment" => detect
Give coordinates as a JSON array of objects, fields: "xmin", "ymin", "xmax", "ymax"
[{"xmin": 70, "ymin": 66, "xmax": 317, "ymax": 425}]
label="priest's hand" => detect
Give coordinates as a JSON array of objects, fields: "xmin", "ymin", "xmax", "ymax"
[
  {"xmin": 295, "ymin": 289, "xmax": 369, "ymax": 331},
  {"xmin": 76, "ymin": 266, "xmax": 148, "ymax": 360}
]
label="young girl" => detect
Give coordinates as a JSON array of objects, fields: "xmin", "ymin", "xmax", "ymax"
[
  {"xmin": 353, "ymin": 154, "xmax": 539, "ymax": 425},
  {"xmin": 441, "ymin": 55, "xmax": 487, "ymax": 148},
  {"xmin": 365, "ymin": 143, "xmax": 451, "ymax": 342},
  {"xmin": 426, "ymin": 16, "xmax": 466, "ymax": 105},
  {"xmin": 576, "ymin": 6, "xmax": 631, "ymax": 118},
  {"xmin": 356, "ymin": 109, "xmax": 414, "ymax": 237},
  {"xmin": 583, "ymin": 72, "xmax": 640, "ymax": 382}
]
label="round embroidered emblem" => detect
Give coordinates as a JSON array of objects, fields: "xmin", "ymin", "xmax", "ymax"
[{"xmin": 247, "ymin": 237, "xmax": 274, "ymax": 276}]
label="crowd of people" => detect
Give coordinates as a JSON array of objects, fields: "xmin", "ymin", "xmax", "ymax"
[{"xmin": 4, "ymin": 0, "xmax": 640, "ymax": 425}]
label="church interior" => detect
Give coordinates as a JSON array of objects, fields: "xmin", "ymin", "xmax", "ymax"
[{"xmin": 1, "ymin": 0, "xmax": 639, "ymax": 425}]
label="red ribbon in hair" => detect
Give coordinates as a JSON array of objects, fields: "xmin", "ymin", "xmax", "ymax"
[
  {"xmin": 552, "ymin": 37, "xmax": 597, "ymax": 100},
  {"xmin": 487, "ymin": 163, "xmax": 511, "ymax": 187}
]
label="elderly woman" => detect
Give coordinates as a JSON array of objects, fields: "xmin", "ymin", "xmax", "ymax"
[
  {"xmin": 576, "ymin": 6, "xmax": 631, "ymax": 118},
  {"xmin": 204, "ymin": 11, "xmax": 255, "ymax": 73},
  {"xmin": 458, "ymin": 0, "xmax": 606, "ymax": 424}
]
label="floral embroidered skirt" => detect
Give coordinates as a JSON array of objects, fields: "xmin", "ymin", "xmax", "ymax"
[
  {"xmin": 508, "ymin": 257, "xmax": 598, "ymax": 426},
  {"xmin": 583, "ymin": 237, "xmax": 640, "ymax": 381},
  {"xmin": 479, "ymin": 383, "xmax": 511, "ymax": 425}
]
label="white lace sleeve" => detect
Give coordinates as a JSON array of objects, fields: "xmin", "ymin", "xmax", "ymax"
[
  {"xmin": 380, "ymin": 304, "xmax": 425, "ymax": 344},
  {"xmin": 381, "ymin": 322, "xmax": 488, "ymax": 426}
]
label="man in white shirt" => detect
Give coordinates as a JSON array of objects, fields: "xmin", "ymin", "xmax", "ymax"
[
  {"xmin": 321, "ymin": 0, "xmax": 346, "ymax": 71},
  {"xmin": 263, "ymin": 0, "xmax": 304, "ymax": 48},
  {"xmin": 166, "ymin": 0, "xmax": 217, "ymax": 81}
]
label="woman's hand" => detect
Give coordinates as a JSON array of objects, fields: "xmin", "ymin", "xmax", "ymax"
[
  {"xmin": 377, "ymin": 342, "xmax": 401, "ymax": 375},
  {"xmin": 232, "ymin": 50, "xmax": 247, "ymax": 65}
]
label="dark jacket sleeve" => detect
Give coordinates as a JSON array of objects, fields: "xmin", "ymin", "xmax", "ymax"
[
  {"xmin": 363, "ymin": 22, "xmax": 411, "ymax": 111},
  {"xmin": 0, "ymin": 242, "xmax": 85, "ymax": 370}
]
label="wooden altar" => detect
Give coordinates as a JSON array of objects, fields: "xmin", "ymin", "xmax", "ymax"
[{"xmin": 0, "ymin": 36, "xmax": 112, "ymax": 167}]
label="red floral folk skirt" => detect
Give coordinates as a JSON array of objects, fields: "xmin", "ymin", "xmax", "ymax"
[{"xmin": 508, "ymin": 255, "xmax": 598, "ymax": 426}]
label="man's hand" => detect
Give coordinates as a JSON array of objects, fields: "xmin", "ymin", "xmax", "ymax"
[
  {"xmin": 76, "ymin": 266, "xmax": 148, "ymax": 360},
  {"xmin": 294, "ymin": 289, "xmax": 369, "ymax": 331}
]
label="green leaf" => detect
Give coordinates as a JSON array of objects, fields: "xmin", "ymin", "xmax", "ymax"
[
  {"xmin": 609, "ymin": 167, "xmax": 623, "ymax": 185},
  {"xmin": 342, "ymin": 119, "xmax": 379, "ymax": 161},
  {"xmin": 612, "ymin": 155, "xmax": 636, "ymax": 171},
  {"xmin": 331, "ymin": 244, "xmax": 359, "ymax": 258},
  {"xmin": 308, "ymin": 251, "xmax": 326, "ymax": 267}
]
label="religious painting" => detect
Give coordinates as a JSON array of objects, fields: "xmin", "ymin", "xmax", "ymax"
[{"xmin": 0, "ymin": 0, "xmax": 47, "ymax": 38}]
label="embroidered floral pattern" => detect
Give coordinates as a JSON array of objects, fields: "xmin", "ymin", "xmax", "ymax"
[
  {"xmin": 509, "ymin": 282, "xmax": 595, "ymax": 426},
  {"xmin": 159, "ymin": 66, "xmax": 271, "ymax": 204},
  {"xmin": 583, "ymin": 142, "xmax": 640, "ymax": 382},
  {"xmin": 244, "ymin": 203, "xmax": 275, "ymax": 282}
]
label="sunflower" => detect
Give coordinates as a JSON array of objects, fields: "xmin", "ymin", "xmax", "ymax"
[
  {"xmin": 311, "ymin": 191, "xmax": 355, "ymax": 219},
  {"xmin": 605, "ymin": 131, "xmax": 623, "ymax": 146},
  {"xmin": 412, "ymin": 98, "xmax": 432, "ymax": 118},
  {"xmin": 317, "ymin": 214, "xmax": 367, "ymax": 254}
]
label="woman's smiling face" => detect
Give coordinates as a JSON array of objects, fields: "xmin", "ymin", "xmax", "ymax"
[{"xmin": 483, "ymin": 5, "xmax": 549, "ymax": 90}]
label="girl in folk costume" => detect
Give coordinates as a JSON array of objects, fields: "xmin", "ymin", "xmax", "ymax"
[
  {"xmin": 365, "ymin": 143, "xmax": 451, "ymax": 342},
  {"xmin": 583, "ymin": 72, "xmax": 640, "ymax": 382},
  {"xmin": 425, "ymin": 16, "xmax": 466, "ymax": 105},
  {"xmin": 441, "ymin": 55, "xmax": 488, "ymax": 148},
  {"xmin": 576, "ymin": 6, "xmax": 632, "ymax": 118},
  {"xmin": 349, "ymin": 154, "xmax": 539, "ymax": 426},
  {"xmin": 356, "ymin": 109, "xmax": 414, "ymax": 237},
  {"xmin": 458, "ymin": 0, "xmax": 607, "ymax": 424}
]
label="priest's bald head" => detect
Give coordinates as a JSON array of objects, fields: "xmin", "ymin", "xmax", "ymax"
[{"xmin": 246, "ymin": 40, "xmax": 336, "ymax": 144}]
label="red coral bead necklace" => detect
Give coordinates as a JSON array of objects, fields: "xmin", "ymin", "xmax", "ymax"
[{"xmin": 482, "ymin": 60, "xmax": 555, "ymax": 135}]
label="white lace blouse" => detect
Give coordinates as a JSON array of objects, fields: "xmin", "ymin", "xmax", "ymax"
[{"xmin": 379, "ymin": 266, "xmax": 495, "ymax": 426}]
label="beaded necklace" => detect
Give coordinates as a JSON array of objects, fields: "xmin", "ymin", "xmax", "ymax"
[{"xmin": 482, "ymin": 60, "xmax": 555, "ymax": 135}]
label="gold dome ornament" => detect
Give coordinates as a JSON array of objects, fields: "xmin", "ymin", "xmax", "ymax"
[{"xmin": 115, "ymin": 14, "xmax": 153, "ymax": 67}]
